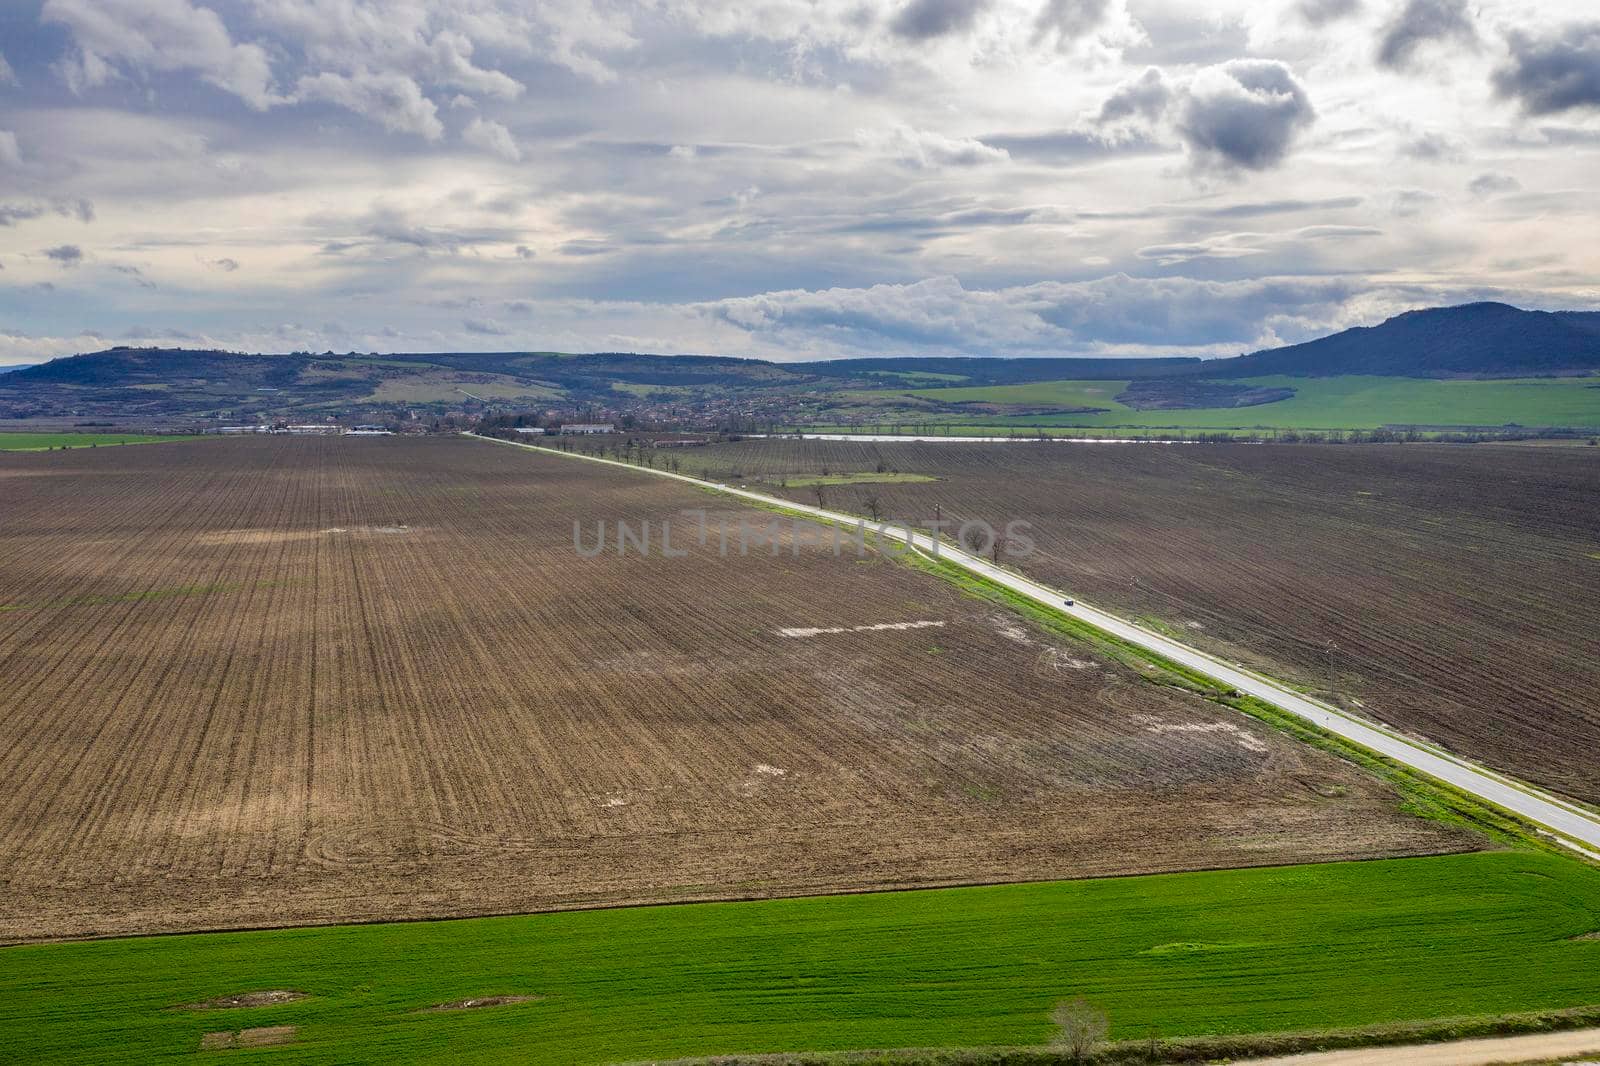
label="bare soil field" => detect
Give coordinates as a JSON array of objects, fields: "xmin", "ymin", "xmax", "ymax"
[
  {"xmin": 0, "ymin": 437, "xmax": 1469, "ymax": 941},
  {"xmin": 675, "ymin": 439, "xmax": 1600, "ymax": 805}
]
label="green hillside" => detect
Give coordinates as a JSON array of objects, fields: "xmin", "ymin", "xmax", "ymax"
[{"xmin": 888, "ymin": 375, "xmax": 1600, "ymax": 431}]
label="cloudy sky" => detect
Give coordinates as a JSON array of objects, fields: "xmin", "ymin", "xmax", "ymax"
[{"xmin": 1, "ymin": 0, "xmax": 1598, "ymax": 364}]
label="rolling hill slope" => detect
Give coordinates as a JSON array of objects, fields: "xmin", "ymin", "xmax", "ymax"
[{"xmin": 1206, "ymin": 303, "xmax": 1600, "ymax": 378}]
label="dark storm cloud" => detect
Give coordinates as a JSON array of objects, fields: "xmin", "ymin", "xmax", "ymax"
[
  {"xmin": 1176, "ymin": 61, "xmax": 1316, "ymax": 173},
  {"xmin": 890, "ymin": 0, "xmax": 990, "ymax": 40},
  {"xmin": 1492, "ymin": 23, "xmax": 1600, "ymax": 115},
  {"xmin": 1376, "ymin": 0, "xmax": 1476, "ymax": 71}
]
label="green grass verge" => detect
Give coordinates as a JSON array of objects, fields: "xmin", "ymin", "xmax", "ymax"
[
  {"xmin": 638, "ymin": 1004, "xmax": 1600, "ymax": 1063},
  {"xmin": 862, "ymin": 375, "xmax": 1600, "ymax": 431},
  {"xmin": 0, "ymin": 432, "xmax": 186, "ymax": 451},
  {"xmin": 3, "ymin": 852, "xmax": 1598, "ymax": 1065}
]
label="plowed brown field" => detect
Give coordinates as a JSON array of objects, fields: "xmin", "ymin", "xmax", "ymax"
[
  {"xmin": 678, "ymin": 438, "xmax": 1600, "ymax": 806},
  {"xmin": 0, "ymin": 437, "xmax": 1467, "ymax": 941}
]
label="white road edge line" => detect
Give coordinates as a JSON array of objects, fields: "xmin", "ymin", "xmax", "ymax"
[{"xmin": 465, "ymin": 432, "xmax": 1600, "ymax": 856}]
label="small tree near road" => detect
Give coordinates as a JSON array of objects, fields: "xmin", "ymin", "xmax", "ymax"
[{"xmin": 1052, "ymin": 997, "xmax": 1108, "ymax": 1063}]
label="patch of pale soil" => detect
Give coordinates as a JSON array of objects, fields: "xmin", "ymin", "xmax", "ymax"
[
  {"xmin": 776, "ymin": 620, "xmax": 944, "ymax": 638},
  {"xmin": 1135, "ymin": 715, "xmax": 1270, "ymax": 754},
  {"xmin": 1042, "ymin": 649, "xmax": 1095, "ymax": 671},
  {"xmin": 321, "ymin": 525, "xmax": 411, "ymax": 535},
  {"xmin": 987, "ymin": 615, "xmax": 1097, "ymax": 677},
  {"xmin": 990, "ymin": 617, "xmax": 1034, "ymax": 645},
  {"xmin": 735, "ymin": 763, "xmax": 791, "ymax": 797},
  {"xmin": 419, "ymin": 995, "xmax": 540, "ymax": 1013},
  {"xmin": 1243, "ymin": 1026, "xmax": 1600, "ymax": 1065},
  {"xmin": 200, "ymin": 1026, "xmax": 297, "ymax": 1050},
  {"xmin": 177, "ymin": 990, "xmax": 306, "ymax": 1010},
  {"xmin": 196, "ymin": 530, "xmax": 322, "ymax": 546}
]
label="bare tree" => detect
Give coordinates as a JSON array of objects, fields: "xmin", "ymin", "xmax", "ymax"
[
  {"xmin": 864, "ymin": 494, "xmax": 882, "ymax": 522},
  {"xmin": 812, "ymin": 484, "xmax": 827, "ymax": 509},
  {"xmin": 1052, "ymin": 997, "xmax": 1108, "ymax": 1063}
]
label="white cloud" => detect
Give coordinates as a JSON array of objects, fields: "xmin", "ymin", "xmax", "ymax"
[
  {"xmin": 462, "ymin": 117, "xmax": 522, "ymax": 161},
  {"xmin": 704, "ymin": 273, "xmax": 1367, "ymax": 356},
  {"xmin": 0, "ymin": 131, "xmax": 21, "ymax": 169},
  {"xmin": 42, "ymin": 0, "xmax": 278, "ymax": 108},
  {"xmin": 294, "ymin": 71, "xmax": 443, "ymax": 139},
  {"xmin": 861, "ymin": 125, "xmax": 1010, "ymax": 168}
]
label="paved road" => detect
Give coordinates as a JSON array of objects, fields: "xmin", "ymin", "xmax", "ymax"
[
  {"xmin": 1245, "ymin": 1027, "xmax": 1600, "ymax": 1065},
  {"xmin": 470, "ymin": 433, "xmax": 1600, "ymax": 854}
]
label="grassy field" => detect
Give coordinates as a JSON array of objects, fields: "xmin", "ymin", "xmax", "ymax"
[
  {"xmin": 884, "ymin": 375, "xmax": 1600, "ymax": 431},
  {"xmin": 362, "ymin": 375, "xmax": 560, "ymax": 404},
  {"xmin": 895, "ymin": 380, "xmax": 1128, "ymax": 411},
  {"xmin": 2, "ymin": 850, "xmax": 1596, "ymax": 1064},
  {"xmin": 0, "ymin": 432, "xmax": 183, "ymax": 451}
]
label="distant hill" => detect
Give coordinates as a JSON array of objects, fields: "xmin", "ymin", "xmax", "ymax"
[
  {"xmin": 1204, "ymin": 303, "xmax": 1600, "ymax": 379},
  {"xmin": 0, "ymin": 363, "xmax": 35, "ymax": 374},
  {"xmin": 0, "ymin": 346, "xmax": 1198, "ymax": 422},
  {"xmin": 5, "ymin": 304, "xmax": 1598, "ymax": 426}
]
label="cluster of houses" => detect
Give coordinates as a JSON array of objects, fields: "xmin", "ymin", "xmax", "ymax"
[
  {"xmin": 215, "ymin": 423, "xmax": 393, "ymax": 436},
  {"xmin": 514, "ymin": 423, "xmax": 615, "ymax": 436}
]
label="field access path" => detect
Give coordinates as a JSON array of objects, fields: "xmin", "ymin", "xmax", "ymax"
[{"xmin": 470, "ymin": 433, "xmax": 1600, "ymax": 856}]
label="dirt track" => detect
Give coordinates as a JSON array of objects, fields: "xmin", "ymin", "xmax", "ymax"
[
  {"xmin": 0, "ymin": 437, "xmax": 1469, "ymax": 940},
  {"xmin": 1245, "ymin": 1026, "xmax": 1600, "ymax": 1064}
]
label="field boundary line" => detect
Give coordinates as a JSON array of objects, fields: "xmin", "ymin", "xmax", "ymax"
[{"xmin": 463, "ymin": 432, "xmax": 1600, "ymax": 855}]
